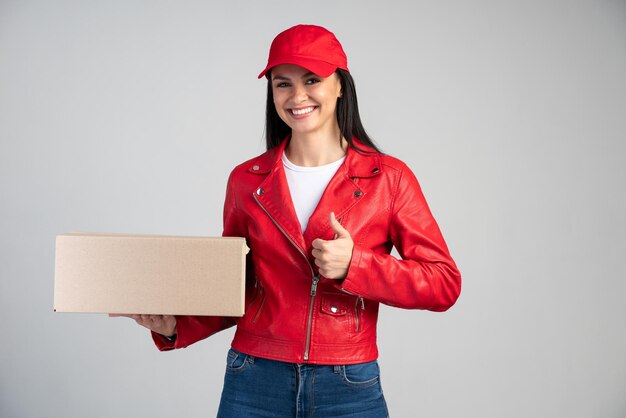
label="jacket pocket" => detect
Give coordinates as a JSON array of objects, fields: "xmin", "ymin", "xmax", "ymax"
[
  {"xmin": 320, "ymin": 292, "xmax": 358, "ymax": 332},
  {"xmin": 247, "ymin": 279, "xmax": 266, "ymax": 324}
]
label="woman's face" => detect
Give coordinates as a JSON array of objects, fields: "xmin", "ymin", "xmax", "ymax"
[{"xmin": 271, "ymin": 64, "xmax": 342, "ymax": 138}]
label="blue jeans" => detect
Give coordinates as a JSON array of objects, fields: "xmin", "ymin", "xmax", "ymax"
[{"xmin": 217, "ymin": 348, "xmax": 390, "ymax": 418}]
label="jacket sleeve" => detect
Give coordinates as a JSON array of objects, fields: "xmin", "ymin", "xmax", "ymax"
[
  {"xmin": 152, "ymin": 316, "xmax": 236, "ymax": 351},
  {"xmin": 340, "ymin": 164, "xmax": 461, "ymax": 311},
  {"xmin": 152, "ymin": 169, "xmax": 245, "ymax": 351}
]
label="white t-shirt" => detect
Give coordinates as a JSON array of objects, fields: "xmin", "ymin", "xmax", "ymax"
[{"xmin": 282, "ymin": 152, "xmax": 345, "ymax": 233}]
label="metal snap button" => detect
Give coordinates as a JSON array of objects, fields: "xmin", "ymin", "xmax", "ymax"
[
  {"xmin": 252, "ymin": 165, "xmax": 259, "ymax": 171},
  {"xmin": 354, "ymin": 190, "xmax": 362, "ymax": 198},
  {"xmin": 330, "ymin": 305, "xmax": 338, "ymax": 313},
  {"xmin": 256, "ymin": 188, "xmax": 264, "ymax": 195},
  {"xmin": 372, "ymin": 167, "xmax": 379, "ymax": 173}
]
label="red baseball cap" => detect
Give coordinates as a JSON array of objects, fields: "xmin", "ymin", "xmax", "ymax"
[{"xmin": 258, "ymin": 24, "xmax": 349, "ymax": 79}]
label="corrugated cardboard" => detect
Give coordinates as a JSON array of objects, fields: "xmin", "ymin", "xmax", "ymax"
[{"xmin": 54, "ymin": 233, "xmax": 248, "ymax": 316}]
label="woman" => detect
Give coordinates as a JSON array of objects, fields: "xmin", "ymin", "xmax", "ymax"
[{"xmin": 121, "ymin": 24, "xmax": 461, "ymax": 417}]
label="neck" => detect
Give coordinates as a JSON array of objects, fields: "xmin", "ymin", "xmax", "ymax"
[{"xmin": 286, "ymin": 130, "xmax": 347, "ymax": 167}]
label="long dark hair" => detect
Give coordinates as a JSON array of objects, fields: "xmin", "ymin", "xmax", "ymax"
[{"xmin": 264, "ymin": 69, "xmax": 381, "ymax": 153}]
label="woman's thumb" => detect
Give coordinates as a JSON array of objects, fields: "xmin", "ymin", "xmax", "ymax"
[{"xmin": 329, "ymin": 212, "xmax": 348, "ymax": 238}]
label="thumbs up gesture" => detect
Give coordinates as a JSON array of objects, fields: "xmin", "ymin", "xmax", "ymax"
[{"xmin": 311, "ymin": 212, "xmax": 354, "ymax": 280}]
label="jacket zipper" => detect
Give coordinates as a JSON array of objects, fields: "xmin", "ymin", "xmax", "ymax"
[
  {"xmin": 305, "ymin": 274, "xmax": 320, "ymax": 359},
  {"xmin": 354, "ymin": 296, "xmax": 365, "ymax": 332},
  {"xmin": 245, "ymin": 277, "xmax": 260, "ymax": 312},
  {"xmin": 253, "ymin": 192, "xmax": 318, "ymax": 361},
  {"xmin": 252, "ymin": 285, "xmax": 265, "ymax": 323}
]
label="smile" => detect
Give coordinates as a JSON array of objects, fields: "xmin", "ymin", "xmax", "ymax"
[{"xmin": 290, "ymin": 106, "xmax": 316, "ymax": 116}]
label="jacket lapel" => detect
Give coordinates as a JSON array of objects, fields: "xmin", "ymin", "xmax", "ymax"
[
  {"xmin": 303, "ymin": 140, "xmax": 382, "ymax": 245},
  {"xmin": 253, "ymin": 137, "xmax": 383, "ymax": 253},
  {"xmin": 252, "ymin": 140, "xmax": 307, "ymax": 254}
]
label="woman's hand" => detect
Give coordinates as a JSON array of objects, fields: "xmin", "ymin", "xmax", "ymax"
[
  {"xmin": 109, "ymin": 314, "xmax": 177, "ymax": 337},
  {"xmin": 312, "ymin": 212, "xmax": 354, "ymax": 279}
]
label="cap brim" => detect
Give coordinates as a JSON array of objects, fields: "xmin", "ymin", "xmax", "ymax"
[{"xmin": 258, "ymin": 57, "xmax": 340, "ymax": 79}]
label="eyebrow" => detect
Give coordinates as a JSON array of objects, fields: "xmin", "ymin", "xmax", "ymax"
[{"xmin": 272, "ymin": 72, "xmax": 317, "ymax": 81}]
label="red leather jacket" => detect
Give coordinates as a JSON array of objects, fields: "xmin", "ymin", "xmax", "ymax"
[{"xmin": 153, "ymin": 138, "xmax": 461, "ymax": 364}]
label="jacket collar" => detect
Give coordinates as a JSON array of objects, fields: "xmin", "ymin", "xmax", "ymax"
[
  {"xmin": 250, "ymin": 136, "xmax": 383, "ymax": 256},
  {"xmin": 247, "ymin": 136, "xmax": 383, "ymax": 178}
]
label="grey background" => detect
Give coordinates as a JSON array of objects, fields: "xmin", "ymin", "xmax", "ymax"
[{"xmin": 1, "ymin": 1, "xmax": 625, "ymax": 417}]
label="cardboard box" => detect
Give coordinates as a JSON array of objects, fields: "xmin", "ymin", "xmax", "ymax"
[{"xmin": 54, "ymin": 233, "xmax": 248, "ymax": 316}]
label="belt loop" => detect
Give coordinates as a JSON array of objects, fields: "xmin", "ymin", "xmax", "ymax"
[{"xmin": 333, "ymin": 365, "xmax": 341, "ymax": 374}]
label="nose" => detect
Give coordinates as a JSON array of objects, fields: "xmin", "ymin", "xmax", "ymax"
[{"xmin": 292, "ymin": 83, "xmax": 308, "ymax": 103}]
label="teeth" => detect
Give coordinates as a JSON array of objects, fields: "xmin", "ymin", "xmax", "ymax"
[{"xmin": 291, "ymin": 106, "xmax": 315, "ymax": 116}]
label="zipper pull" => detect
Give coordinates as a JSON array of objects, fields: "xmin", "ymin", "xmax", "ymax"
[
  {"xmin": 359, "ymin": 296, "xmax": 365, "ymax": 310},
  {"xmin": 310, "ymin": 274, "xmax": 320, "ymax": 296}
]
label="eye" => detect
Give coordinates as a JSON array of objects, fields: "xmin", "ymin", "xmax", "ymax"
[
  {"xmin": 306, "ymin": 78, "xmax": 320, "ymax": 85},
  {"xmin": 274, "ymin": 82, "xmax": 290, "ymax": 88}
]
